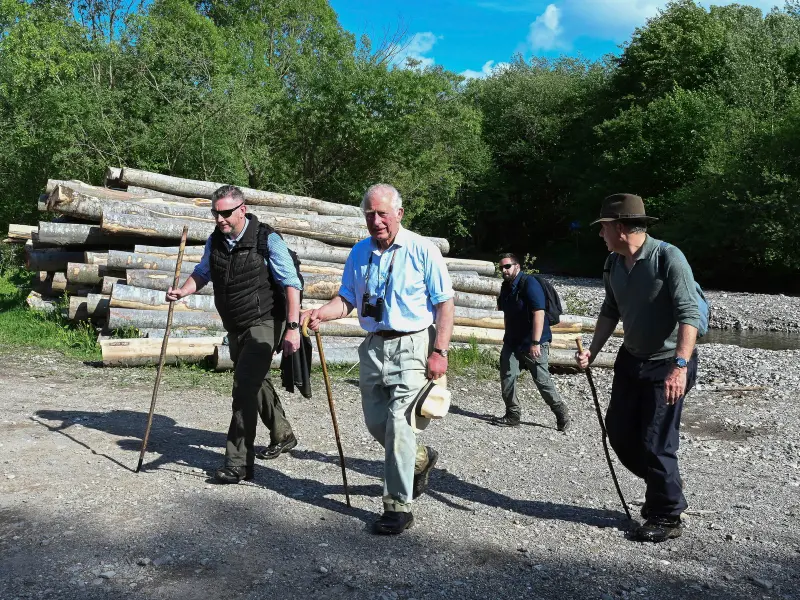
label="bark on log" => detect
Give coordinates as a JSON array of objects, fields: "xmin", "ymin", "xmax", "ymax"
[
  {"xmin": 126, "ymin": 269, "xmax": 214, "ymax": 296},
  {"xmin": 8, "ymin": 224, "xmax": 37, "ymax": 240},
  {"xmin": 212, "ymin": 343, "xmax": 362, "ymax": 371},
  {"xmin": 68, "ymin": 296, "xmax": 92, "ymax": 321},
  {"xmin": 106, "ymin": 250, "xmax": 200, "ymax": 274},
  {"xmin": 107, "ymin": 307, "xmax": 224, "ymax": 330},
  {"xmin": 25, "ymin": 248, "xmax": 84, "ymax": 272},
  {"xmin": 37, "ymin": 221, "xmax": 143, "ymax": 248},
  {"xmin": 142, "ymin": 328, "xmax": 226, "ymax": 339},
  {"xmin": 66, "ymin": 262, "xmax": 126, "ymax": 285},
  {"xmin": 87, "ymin": 293, "xmax": 110, "ymax": 317},
  {"xmin": 101, "ymin": 276, "xmax": 126, "ymax": 295},
  {"xmin": 111, "ymin": 284, "xmax": 216, "ymax": 312},
  {"xmin": 27, "ymin": 291, "xmax": 59, "ymax": 313},
  {"xmin": 119, "ymin": 167, "xmax": 363, "ymax": 217},
  {"xmin": 443, "ymin": 258, "xmax": 495, "ymax": 276},
  {"xmin": 454, "ymin": 291, "xmax": 498, "ymax": 310},
  {"xmin": 558, "ymin": 314, "xmax": 624, "ymax": 335},
  {"xmin": 133, "ymin": 244, "xmax": 207, "ymax": 261},
  {"xmin": 100, "ymin": 337, "xmax": 223, "ymax": 367}
]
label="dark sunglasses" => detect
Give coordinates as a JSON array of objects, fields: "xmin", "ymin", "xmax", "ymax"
[
  {"xmin": 211, "ymin": 202, "xmax": 244, "ymax": 218},
  {"xmin": 500, "ymin": 263, "xmax": 517, "ymax": 270}
]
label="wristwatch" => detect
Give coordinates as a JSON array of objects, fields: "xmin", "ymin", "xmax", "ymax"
[
  {"xmin": 673, "ymin": 356, "xmax": 688, "ymax": 368},
  {"xmin": 531, "ymin": 340, "xmax": 541, "ymax": 346},
  {"xmin": 433, "ymin": 347, "xmax": 449, "ymax": 358},
  {"xmin": 287, "ymin": 321, "xmax": 300, "ymax": 330}
]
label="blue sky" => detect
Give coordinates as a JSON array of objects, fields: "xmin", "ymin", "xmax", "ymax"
[{"xmin": 328, "ymin": 0, "xmax": 782, "ymax": 77}]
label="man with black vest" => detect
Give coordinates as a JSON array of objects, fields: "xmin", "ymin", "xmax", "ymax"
[
  {"xmin": 166, "ymin": 185, "xmax": 302, "ymax": 484},
  {"xmin": 494, "ymin": 253, "xmax": 571, "ymax": 431}
]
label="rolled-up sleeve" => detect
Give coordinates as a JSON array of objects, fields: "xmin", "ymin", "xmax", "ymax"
[
  {"xmin": 664, "ymin": 245, "xmax": 701, "ymax": 328},
  {"xmin": 424, "ymin": 246, "xmax": 454, "ymax": 305},
  {"xmin": 267, "ymin": 233, "xmax": 302, "ymax": 290},
  {"xmin": 337, "ymin": 248, "xmax": 358, "ymax": 305},
  {"xmin": 191, "ymin": 237, "xmax": 213, "ymax": 286}
]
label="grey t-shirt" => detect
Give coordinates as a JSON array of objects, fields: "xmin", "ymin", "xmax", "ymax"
[{"xmin": 599, "ymin": 235, "xmax": 701, "ymax": 361}]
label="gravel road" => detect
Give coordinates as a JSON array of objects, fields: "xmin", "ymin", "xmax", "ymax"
[{"xmin": 2, "ymin": 338, "xmax": 798, "ymax": 600}]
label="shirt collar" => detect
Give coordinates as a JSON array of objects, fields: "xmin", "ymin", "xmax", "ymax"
[
  {"xmin": 634, "ymin": 234, "xmax": 658, "ymax": 262},
  {"xmin": 226, "ymin": 216, "xmax": 249, "ymax": 243},
  {"xmin": 370, "ymin": 225, "xmax": 407, "ymax": 253}
]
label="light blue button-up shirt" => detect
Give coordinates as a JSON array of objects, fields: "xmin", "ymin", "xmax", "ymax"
[
  {"xmin": 338, "ymin": 226, "xmax": 454, "ymax": 333},
  {"xmin": 191, "ymin": 218, "xmax": 302, "ymax": 290}
]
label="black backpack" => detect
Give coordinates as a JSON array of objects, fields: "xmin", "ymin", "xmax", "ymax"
[
  {"xmin": 256, "ymin": 222, "xmax": 304, "ymax": 305},
  {"xmin": 498, "ymin": 273, "xmax": 563, "ymax": 325}
]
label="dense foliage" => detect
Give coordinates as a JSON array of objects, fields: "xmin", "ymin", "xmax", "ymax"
[{"xmin": 1, "ymin": 0, "xmax": 798, "ymax": 292}]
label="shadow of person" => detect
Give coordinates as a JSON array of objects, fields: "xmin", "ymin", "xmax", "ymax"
[{"xmin": 449, "ymin": 404, "xmax": 555, "ymax": 430}]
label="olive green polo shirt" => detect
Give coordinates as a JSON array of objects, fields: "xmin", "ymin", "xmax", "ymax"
[{"xmin": 599, "ymin": 235, "xmax": 701, "ymax": 361}]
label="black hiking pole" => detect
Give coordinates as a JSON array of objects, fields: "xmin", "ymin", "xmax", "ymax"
[
  {"xmin": 135, "ymin": 225, "xmax": 189, "ymax": 473},
  {"xmin": 576, "ymin": 340, "xmax": 632, "ymax": 520}
]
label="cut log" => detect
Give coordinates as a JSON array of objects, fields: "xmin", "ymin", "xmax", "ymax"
[
  {"xmin": 100, "ymin": 337, "xmax": 223, "ymax": 367},
  {"xmin": 68, "ymin": 296, "xmax": 90, "ymax": 321},
  {"xmin": 50, "ymin": 272, "xmax": 68, "ymax": 292},
  {"xmin": 8, "ymin": 224, "xmax": 37, "ymax": 241},
  {"xmin": 101, "ymin": 276, "xmax": 126, "ymax": 295},
  {"xmin": 558, "ymin": 314, "xmax": 624, "ymax": 336},
  {"xmin": 212, "ymin": 343, "xmax": 362, "ymax": 371},
  {"xmin": 141, "ymin": 328, "xmax": 226, "ymax": 339},
  {"xmin": 125, "ymin": 185, "xmax": 211, "ymax": 205},
  {"xmin": 126, "ymin": 269, "xmax": 214, "ymax": 296},
  {"xmin": 84, "ymin": 251, "xmax": 108, "ymax": 265},
  {"xmin": 133, "ymin": 244, "xmax": 207, "ymax": 261},
  {"xmin": 87, "ymin": 293, "xmax": 110, "ymax": 317},
  {"xmin": 549, "ymin": 348, "xmax": 616, "ymax": 369},
  {"xmin": 36, "ymin": 221, "xmax": 143, "ymax": 248},
  {"xmin": 33, "ymin": 276, "xmax": 97, "ymax": 297},
  {"xmin": 105, "ymin": 166, "xmax": 123, "ymax": 188},
  {"xmin": 443, "ymin": 258, "xmax": 495, "ymax": 276},
  {"xmin": 119, "ymin": 167, "xmax": 363, "ymax": 217},
  {"xmin": 106, "ymin": 250, "xmax": 200, "ymax": 274},
  {"xmin": 107, "ymin": 307, "xmax": 224, "ymax": 330},
  {"xmin": 66, "ymin": 262, "xmax": 126, "ymax": 285},
  {"xmin": 111, "ymin": 284, "xmax": 216, "ymax": 312},
  {"xmin": 448, "ymin": 272, "xmax": 502, "ymax": 296},
  {"xmin": 454, "ymin": 291, "xmax": 498, "ymax": 311},
  {"xmin": 25, "ymin": 247, "xmax": 84, "ymax": 272}
]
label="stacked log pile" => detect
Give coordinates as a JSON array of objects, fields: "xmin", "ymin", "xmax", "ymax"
[{"xmin": 7, "ymin": 167, "xmax": 620, "ymax": 368}]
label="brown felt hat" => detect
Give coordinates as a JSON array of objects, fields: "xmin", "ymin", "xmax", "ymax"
[{"xmin": 591, "ymin": 193, "xmax": 659, "ymax": 225}]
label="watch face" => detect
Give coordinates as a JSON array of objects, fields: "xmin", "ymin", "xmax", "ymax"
[{"xmin": 675, "ymin": 357, "xmax": 687, "ymax": 368}]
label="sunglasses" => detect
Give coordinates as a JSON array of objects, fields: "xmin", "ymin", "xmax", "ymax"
[
  {"xmin": 211, "ymin": 202, "xmax": 244, "ymax": 219},
  {"xmin": 500, "ymin": 263, "xmax": 517, "ymax": 270}
]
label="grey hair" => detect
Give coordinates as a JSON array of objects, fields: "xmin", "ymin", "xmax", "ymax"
[
  {"xmin": 361, "ymin": 184, "xmax": 403, "ymax": 213},
  {"xmin": 211, "ymin": 184, "xmax": 246, "ymax": 205},
  {"xmin": 620, "ymin": 220, "xmax": 648, "ymax": 234}
]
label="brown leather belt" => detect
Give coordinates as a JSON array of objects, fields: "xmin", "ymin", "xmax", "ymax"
[{"xmin": 373, "ymin": 328, "xmax": 425, "ymax": 340}]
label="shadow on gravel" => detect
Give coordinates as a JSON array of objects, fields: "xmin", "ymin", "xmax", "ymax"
[
  {"xmin": 291, "ymin": 449, "xmax": 626, "ymax": 530},
  {"xmin": 449, "ymin": 403, "xmax": 556, "ymax": 430}
]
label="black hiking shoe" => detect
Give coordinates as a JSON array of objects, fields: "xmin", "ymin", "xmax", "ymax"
[
  {"xmin": 214, "ymin": 465, "xmax": 253, "ymax": 484},
  {"xmin": 491, "ymin": 415, "xmax": 520, "ymax": 427},
  {"xmin": 413, "ymin": 446, "xmax": 439, "ymax": 499},
  {"xmin": 634, "ymin": 516, "xmax": 683, "ymax": 542},
  {"xmin": 256, "ymin": 433, "xmax": 298, "ymax": 460},
  {"xmin": 372, "ymin": 511, "xmax": 414, "ymax": 535}
]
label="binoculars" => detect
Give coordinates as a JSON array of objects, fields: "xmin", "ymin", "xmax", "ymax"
[{"xmin": 361, "ymin": 293, "xmax": 385, "ymax": 321}]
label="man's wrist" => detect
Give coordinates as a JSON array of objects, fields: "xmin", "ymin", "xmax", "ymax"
[{"xmin": 433, "ymin": 347, "xmax": 448, "ymax": 358}]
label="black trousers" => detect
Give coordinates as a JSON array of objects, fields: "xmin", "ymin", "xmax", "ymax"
[{"xmin": 606, "ymin": 345, "xmax": 698, "ymax": 518}]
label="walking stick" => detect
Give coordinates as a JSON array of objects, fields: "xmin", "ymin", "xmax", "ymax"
[
  {"xmin": 303, "ymin": 318, "xmax": 351, "ymax": 507},
  {"xmin": 135, "ymin": 225, "xmax": 189, "ymax": 473},
  {"xmin": 576, "ymin": 340, "xmax": 632, "ymax": 520}
]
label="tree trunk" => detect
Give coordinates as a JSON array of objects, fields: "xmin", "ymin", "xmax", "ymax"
[
  {"xmin": 50, "ymin": 272, "xmax": 68, "ymax": 292},
  {"xmin": 37, "ymin": 221, "xmax": 143, "ymax": 247},
  {"xmin": 84, "ymin": 251, "xmax": 109, "ymax": 265},
  {"xmin": 101, "ymin": 276, "xmax": 126, "ymax": 295},
  {"xmin": 25, "ymin": 247, "xmax": 84, "ymax": 272},
  {"xmin": 119, "ymin": 167, "xmax": 363, "ymax": 217},
  {"xmin": 133, "ymin": 244, "xmax": 207, "ymax": 261},
  {"xmin": 448, "ymin": 272, "xmax": 502, "ymax": 296},
  {"xmin": 107, "ymin": 307, "xmax": 224, "ymax": 330},
  {"xmin": 106, "ymin": 250, "xmax": 200, "ymax": 274},
  {"xmin": 141, "ymin": 328, "xmax": 226, "ymax": 339},
  {"xmin": 558, "ymin": 314, "xmax": 624, "ymax": 336},
  {"xmin": 68, "ymin": 295, "xmax": 109, "ymax": 321},
  {"xmin": 111, "ymin": 284, "xmax": 216, "ymax": 312},
  {"xmin": 126, "ymin": 186, "xmax": 318, "ymax": 215},
  {"xmin": 453, "ymin": 291, "xmax": 498, "ymax": 310},
  {"xmin": 100, "ymin": 337, "xmax": 222, "ymax": 367},
  {"xmin": 66, "ymin": 262, "xmax": 126, "ymax": 285},
  {"xmin": 126, "ymin": 269, "xmax": 215, "ymax": 295}
]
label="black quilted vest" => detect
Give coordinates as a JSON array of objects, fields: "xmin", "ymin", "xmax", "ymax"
[{"xmin": 209, "ymin": 214, "xmax": 284, "ymax": 333}]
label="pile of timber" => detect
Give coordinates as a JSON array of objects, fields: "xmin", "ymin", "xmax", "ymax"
[{"xmin": 7, "ymin": 167, "xmax": 619, "ymax": 368}]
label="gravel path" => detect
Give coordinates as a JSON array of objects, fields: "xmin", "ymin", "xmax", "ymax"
[
  {"xmin": 2, "ymin": 341, "xmax": 799, "ymax": 600},
  {"xmin": 551, "ymin": 276, "xmax": 800, "ymax": 332}
]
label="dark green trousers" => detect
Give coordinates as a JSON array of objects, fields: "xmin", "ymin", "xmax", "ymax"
[{"xmin": 225, "ymin": 320, "xmax": 294, "ymax": 467}]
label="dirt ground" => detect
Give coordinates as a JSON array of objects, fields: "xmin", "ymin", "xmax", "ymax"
[{"xmin": 1, "ymin": 346, "xmax": 799, "ymax": 600}]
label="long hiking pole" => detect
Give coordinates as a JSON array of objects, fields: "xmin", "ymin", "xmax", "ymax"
[
  {"xmin": 135, "ymin": 225, "xmax": 189, "ymax": 473},
  {"xmin": 303, "ymin": 319, "xmax": 351, "ymax": 506},
  {"xmin": 576, "ymin": 340, "xmax": 632, "ymax": 520}
]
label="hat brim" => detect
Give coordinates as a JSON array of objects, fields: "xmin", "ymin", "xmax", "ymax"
[{"xmin": 590, "ymin": 215, "xmax": 659, "ymax": 226}]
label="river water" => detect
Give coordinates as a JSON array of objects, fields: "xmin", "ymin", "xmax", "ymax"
[{"xmin": 699, "ymin": 329, "xmax": 800, "ymax": 351}]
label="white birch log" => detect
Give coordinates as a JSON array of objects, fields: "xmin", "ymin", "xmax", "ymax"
[
  {"xmin": 107, "ymin": 307, "xmax": 224, "ymax": 330},
  {"xmin": 110, "ymin": 284, "xmax": 216, "ymax": 312}
]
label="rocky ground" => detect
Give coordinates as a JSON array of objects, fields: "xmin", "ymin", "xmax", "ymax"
[
  {"xmin": 2, "ymin": 337, "xmax": 799, "ymax": 600},
  {"xmin": 552, "ymin": 276, "xmax": 800, "ymax": 332}
]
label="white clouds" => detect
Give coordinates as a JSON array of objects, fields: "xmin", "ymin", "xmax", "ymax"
[
  {"xmin": 392, "ymin": 32, "xmax": 439, "ymax": 69},
  {"xmin": 528, "ymin": 4, "xmax": 565, "ymax": 51},
  {"xmin": 460, "ymin": 60, "xmax": 511, "ymax": 80}
]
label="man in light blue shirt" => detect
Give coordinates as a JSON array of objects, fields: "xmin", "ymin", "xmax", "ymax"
[
  {"xmin": 303, "ymin": 183, "xmax": 455, "ymax": 535},
  {"xmin": 167, "ymin": 185, "xmax": 303, "ymax": 484}
]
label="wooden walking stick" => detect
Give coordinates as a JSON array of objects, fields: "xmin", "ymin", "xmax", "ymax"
[
  {"xmin": 135, "ymin": 225, "xmax": 189, "ymax": 473},
  {"xmin": 303, "ymin": 318, "xmax": 351, "ymax": 506},
  {"xmin": 576, "ymin": 340, "xmax": 632, "ymax": 520}
]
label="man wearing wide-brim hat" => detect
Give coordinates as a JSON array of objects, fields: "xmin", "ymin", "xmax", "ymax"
[{"xmin": 576, "ymin": 193, "xmax": 703, "ymax": 543}]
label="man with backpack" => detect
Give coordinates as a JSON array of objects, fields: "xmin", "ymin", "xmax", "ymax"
[
  {"xmin": 576, "ymin": 193, "xmax": 704, "ymax": 543},
  {"xmin": 166, "ymin": 185, "xmax": 302, "ymax": 484},
  {"xmin": 494, "ymin": 253, "xmax": 571, "ymax": 431}
]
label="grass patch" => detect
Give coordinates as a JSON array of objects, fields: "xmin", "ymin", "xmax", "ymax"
[
  {"xmin": 0, "ymin": 267, "xmax": 101, "ymax": 361},
  {"xmin": 448, "ymin": 339, "xmax": 499, "ymax": 379}
]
